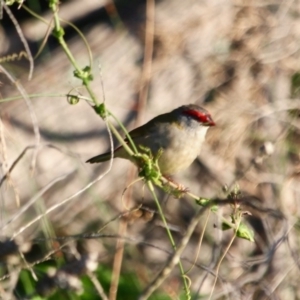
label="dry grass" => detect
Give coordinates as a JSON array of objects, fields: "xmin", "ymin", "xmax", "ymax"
[{"xmin": 0, "ymin": 0, "xmax": 300, "ymax": 299}]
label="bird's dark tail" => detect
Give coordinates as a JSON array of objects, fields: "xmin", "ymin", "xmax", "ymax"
[{"xmin": 86, "ymin": 152, "xmax": 113, "ymax": 164}]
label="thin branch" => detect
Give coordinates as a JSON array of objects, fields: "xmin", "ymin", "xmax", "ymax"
[
  {"xmin": 136, "ymin": 0, "xmax": 155, "ymax": 125},
  {"xmin": 0, "ymin": 65, "xmax": 40, "ymax": 174},
  {"xmin": 11, "ymin": 134, "xmax": 114, "ymax": 239},
  {"xmin": 139, "ymin": 205, "xmax": 207, "ymax": 300},
  {"xmin": 2, "ymin": 2, "xmax": 34, "ymax": 80},
  {"xmin": 208, "ymin": 217, "xmax": 241, "ymax": 300},
  {"xmin": 2, "ymin": 171, "xmax": 75, "ymax": 231},
  {"xmin": 185, "ymin": 209, "xmax": 211, "ymax": 274},
  {"xmin": 88, "ymin": 271, "xmax": 109, "ymax": 300},
  {"xmin": 0, "ymin": 145, "xmax": 35, "ymax": 189}
]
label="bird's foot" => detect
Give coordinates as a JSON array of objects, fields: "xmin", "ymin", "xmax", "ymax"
[{"xmin": 162, "ymin": 175, "xmax": 189, "ymax": 197}]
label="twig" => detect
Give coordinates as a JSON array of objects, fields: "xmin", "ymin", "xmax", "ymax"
[
  {"xmin": 2, "ymin": 2, "xmax": 34, "ymax": 80},
  {"xmin": 108, "ymin": 0, "xmax": 155, "ymax": 288},
  {"xmin": 139, "ymin": 204, "xmax": 207, "ymax": 300},
  {"xmin": 11, "ymin": 168, "xmax": 111, "ymax": 239},
  {"xmin": 2, "ymin": 171, "xmax": 75, "ymax": 231},
  {"xmin": 136, "ymin": 0, "xmax": 155, "ymax": 125},
  {"xmin": 0, "ymin": 65, "xmax": 40, "ymax": 174},
  {"xmin": 88, "ymin": 271, "xmax": 109, "ymax": 300},
  {"xmin": 0, "ymin": 145, "xmax": 35, "ymax": 189},
  {"xmin": 208, "ymin": 216, "xmax": 241, "ymax": 300},
  {"xmin": 185, "ymin": 209, "xmax": 211, "ymax": 275}
]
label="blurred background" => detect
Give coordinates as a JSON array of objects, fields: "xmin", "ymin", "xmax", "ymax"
[{"xmin": 1, "ymin": 0, "xmax": 300, "ymax": 299}]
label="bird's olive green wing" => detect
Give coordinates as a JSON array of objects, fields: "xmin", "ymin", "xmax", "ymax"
[{"xmin": 124, "ymin": 111, "xmax": 177, "ymax": 141}]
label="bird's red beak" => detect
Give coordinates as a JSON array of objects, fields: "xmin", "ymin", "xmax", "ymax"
[{"xmin": 205, "ymin": 114, "xmax": 215, "ymax": 126}]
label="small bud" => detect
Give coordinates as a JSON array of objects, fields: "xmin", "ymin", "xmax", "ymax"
[
  {"xmin": 67, "ymin": 95, "xmax": 80, "ymax": 105},
  {"xmin": 222, "ymin": 185, "xmax": 228, "ymax": 193},
  {"xmin": 260, "ymin": 141, "xmax": 274, "ymax": 156}
]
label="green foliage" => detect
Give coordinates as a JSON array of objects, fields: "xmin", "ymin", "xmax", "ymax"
[
  {"xmin": 15, "ymin": 270, "xmax": 38, "ymax": 299},
  {"xmin": 137, "ymin": 146, "xmax": 163, "ymax": 185},
  {"xmin": 13, "ymin": 263, "xmax": 174, "ymax": 299},
  {"xmin": 73, "ymin": 66, "xmax": 94, "ymax": 86},
  {"xmin": 196, "ymin": 198, "xmax": 218, "ymax": 212},
  {"xmin": 236, "ymin": 222, "xmax": 254, "ymax": 242},
  {"xmin": 94, "ymin": 103, "xmax": 108, "ymax": 119},
  {"xmin": 291, "ymin": 72, "xmax": 300, "ymax": 97}
]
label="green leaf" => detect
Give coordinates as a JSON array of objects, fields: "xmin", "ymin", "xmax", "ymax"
[
  {"xmin": 236, "ymin": 222, "xmax": 254, "ymax": 242},
  {"xmin": 196, "ymin": 198, "xmax": 218, "ymax": 211},
  {"xmin": 221, "ymin": 220, "xmax": 232, "ymax": 231}
]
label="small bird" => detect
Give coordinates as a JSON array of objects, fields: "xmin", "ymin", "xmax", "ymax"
[{"xmin": 86, "ymin": 104, "xmax": 215, "ymax": 175}]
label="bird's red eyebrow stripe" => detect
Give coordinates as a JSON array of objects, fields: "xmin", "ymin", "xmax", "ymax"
[
  {"xmin": 183, "ymin": 109, "xmax": 216, "ymax": 126},
  {"xmin": 184, "ymin": 109, "xmax": 207, "ymax": 121},
  {"xmin": 185, "ymin": 109, "xmax": 204, "ymax": 118}
]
